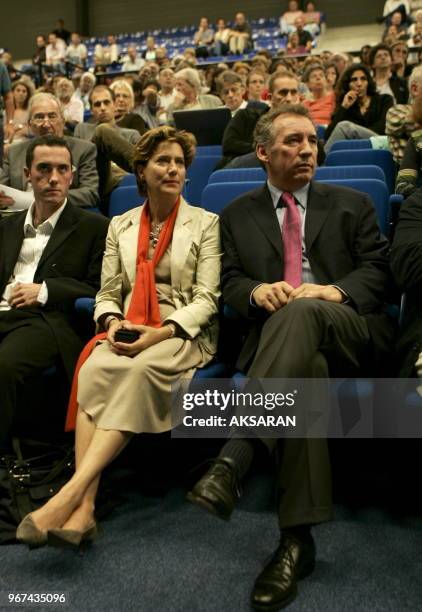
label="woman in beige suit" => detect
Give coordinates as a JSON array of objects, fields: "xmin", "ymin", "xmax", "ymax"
[{"xmin": 17, "ymin": 126, "xmax": 221, "ymax": 549}]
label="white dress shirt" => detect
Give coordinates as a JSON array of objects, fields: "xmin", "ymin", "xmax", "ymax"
[{"xmin": 0, "ymin": 200, "xmax": 67, "ymax": 311}]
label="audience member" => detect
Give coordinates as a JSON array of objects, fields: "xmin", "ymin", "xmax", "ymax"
[
  {"xmin": 53, "ymin": 18, "xmax": 71, "ymax": 44},
  {"xmin": 218, "ymin": 70, "xmax": 247, "ymax": 116},
  {"xmin": 20, "ymin": 35, "xmax": 46, "ymax": 85},
  {"xmin": 55, "ymin": 78, "xmax": 84, "ymax": 128},
  {"xmin": 383, "ymin": 11, "xmax": 408, "ymax": 40},
  {"xmin": 232, "ymin": 61, "xmax": 251, "ymax": 84},
  {"xmin": 302, "ymin": 64, "xmax": 335, "ymax": 125},
  {"xmin": 110, "ymin": 79, "xmax": 147, "ymax": 134},
  {"xmin": 219, "ymin": 72, "xmax": 300, "ymax": 168},
  {"xmin": 45, "ymin": 32, "xmax": 66, "ymax": 75},
  {"xmin": 122, "ymin": 45, "xmax": 145, "ymax": 72},
  {"xmin": 73, "ymin": 72, "xmax": 96, "ymax": 111},
  {"xmin": 325, "ymin": 64, "xmax": 394, "ymax": 152},
  {"xmin": 158, "ymin": 68, "xmax": 176, "ymax": 117},
  {"xmin": 395, "ymin": 89, "xmax": 422, "ymax": 194},
  {"xmin": 407, "ymin": 8, "xmax": 422, "ymax": 35},
  {"xmin": 0, "ymin": 134, "xmax": 108, "ymax": 451},
  {"xmin": 194, "ymin": 17, "xmax": 214, "ymax": 58},
  {"xmin": 5, "ymin": 80, "xmax": 34, "ymax": 146},
  {"xmin": 359, "ymin": 45, "xmax": 372, "ymax": 67},
  {"xmin": 0, "ymin": 62, "xmax": 13, "ymax": 165},
  {"xmin": 142, "ymin": 36, "xmax": 158, "ymax": 61},
  {"xmin": 386, "ymin": 65, "xmax": 422, "ymax": 163},
  {"xmin": 188, "ymin": 103, "xmax": 394, "ymax": 611},
  {"xmin": 293, "ymin": 16, "xmax": 314, "ymax": 52},
  {"xmin": 229, "ymin": 12, "xmax": 253, "ymax": 55},
  {"xmin": 383, "ymin": 0, "xmax": 410, "ymax": 24},
  {"xmin": 0, "ymin": 93, "xmax": 99, "ymax": 210},
  {"xmin": 1, "ymin": 52, "xmax": 19, "ymax": 82},
  {"xmin": 390, "ymin": 185, "xmax": 422, "ymax": 378},
  {"xmin": 303, "ymin": 1, "xmax": 322, "ymax": 36},
  {"xmin": 391, "ymin": 40, "xmax": 412, "ymax": 78},
  {"xmin": 370, "ymin": 43, "xmax": 409, "ymax": 104},
  {"xmin": 95, "ymin": 35, "xmax": 120, "ymax": 69},
  {"xmin": 246, "ymin": 69, "xmax": 267, "ymax": 103},
  {"xmin": 16, "ymin": 126, "xmax": 221, "ymax": 549},
  {"xmin": 325, "ymin": 62, "xmax": 339, "ymax": 92},
  {"xmin": 280, "ymin": 0, "xmax": 304, "ymax": 35},
  {"xmin": 331, "ymin": 53, "xmax": 352, "ymax": 77},
  {"xmin": 166, "ymin": 67, "xmax": 222, "ymax": 125},
  {"xmin": 133, "ymin": 78, "xmax": 161, "ymax": 129},
  {"xmin": 213, "ymin": 18, "xmax": 230, "ymax": 56},
  {"xmin": 65, "ymin": 32, "xmax": 88, "ymax": 69}
]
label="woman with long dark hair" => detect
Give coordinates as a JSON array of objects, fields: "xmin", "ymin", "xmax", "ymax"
[{"xmin": 324, "ymin": 63, "xmax": 394, "ymax": 152}]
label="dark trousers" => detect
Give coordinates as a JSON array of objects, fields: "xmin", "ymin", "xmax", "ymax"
[
  {"xmin": 247, "ymin": 298, "xmax": 370, "ymax": 528},
  {"xmin": 0, "ymin": 309, "xmax": 60, "ymax": 447}
]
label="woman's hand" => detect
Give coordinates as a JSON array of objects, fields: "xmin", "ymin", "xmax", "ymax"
[
  {"xmin": 342, "ymin": 90, "xmax": 358, "ymax": 109},
  {"xmin": 111, "ymin": 321, "xmax": 173, "ymax": 357},
  {"xmin": 107, "ymin": 317, "xmax": 125, "ymax": 345}
]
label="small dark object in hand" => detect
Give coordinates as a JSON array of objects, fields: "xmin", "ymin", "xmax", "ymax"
[{"xmin": 114, "ymin": 329, "xmax": 140, "ymax": 343}]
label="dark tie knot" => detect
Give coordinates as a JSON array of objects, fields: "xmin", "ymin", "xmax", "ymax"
[{"xmin": 278, "ymin": 192, "xmax": 297, "ymax": 209}]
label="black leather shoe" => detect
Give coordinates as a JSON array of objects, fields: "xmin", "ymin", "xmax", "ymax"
[
  {"xmin": 186, "ymin": 458, "xmax": 242, "ymax": 521},
  {"xmin": 251, "ymin": 533, "xmax": 316, "ymax": 611}
]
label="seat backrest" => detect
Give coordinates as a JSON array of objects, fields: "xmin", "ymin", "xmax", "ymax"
[
  {"xmin": 208, "ymin": 168, "xmax": 267, "ymax": 184},
  {"xmin": 108, "ymin": 186, "xmax": 144, "ymax": 217},
  {"xmin": 325, "ymin": 149, "xmax": 396, "ymax": 194},
  {"xmin": 319, "ymin": 178, "xmax": 390, "ymax": 234},
  {"xmin": 119, "ymin": 173, "xmax": 137, "ymax": 187},
  {"xmin": 196, "ymin": 145, "xmax": 223, "ymax": 157},
  {"xmin": 186, "ymin": 155, "xmax": 220, "ymax": 205},
  {"xmin": 330, "ymin": 139, "xmax": 372, "ymax": 152},
  {"xmin": 201, "ymin": 181, "xmax": 263, "ymax": 214},
  {"xmin": 315, "ymin": 164, "xmax": 386, "ymax": 183}
]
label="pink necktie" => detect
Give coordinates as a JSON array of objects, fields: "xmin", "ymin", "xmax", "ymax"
[{"xmin": 280, "ymin": 192, "xmax": 302, "ymax": 288}]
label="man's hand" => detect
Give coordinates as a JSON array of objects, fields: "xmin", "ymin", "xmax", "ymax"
[
  {"xmin": 288, "ymin": 283, "xmax": 345, "ymax": 303},
  {"xmin": 111, "ymin": 321, "xmax": 171, "ymax": 357},
  {"xmin": 8, "ymin": 283, "xmax": 42, "ymax": 308},
  {"xmin": 252, "ymin": 281, "xmax": 294, "ymax": 313},
  {"xmin": 0, "ymin": 191, "xmax": 15, "ymax": 209}
]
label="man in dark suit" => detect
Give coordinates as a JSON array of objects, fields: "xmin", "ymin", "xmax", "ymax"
[
  {"xmin": 188, "ymin": 105, "xmax": 394, "ymax": 610},
  {"xmin": 0, "ymin": 135, "xmax": 108, "ymax": 450},
  {"xmin": 0, "ymin": 93, "xmax": 99, "ymax": 210},
  {"xmin": 391, "ymin": 187, "xmax": 422, "ymax": 377}
]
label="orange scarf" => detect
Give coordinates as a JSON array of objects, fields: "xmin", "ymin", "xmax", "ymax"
[{"xmin": 65, "ymin": 197, "xmax": 181, "ymax": 431}]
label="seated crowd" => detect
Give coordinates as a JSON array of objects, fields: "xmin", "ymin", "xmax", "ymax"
[{"xmin": 1, "ymin": 3, "xmax": 422, "ymax": 611}]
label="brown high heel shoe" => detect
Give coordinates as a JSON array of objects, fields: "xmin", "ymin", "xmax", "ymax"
[
  {"xmin": 47, "ymin": 523, "xmax": 98, "ymax": 550},
  {"xmin": 16, "ymin": 514, "xmax": 47, "ymax": 549}
]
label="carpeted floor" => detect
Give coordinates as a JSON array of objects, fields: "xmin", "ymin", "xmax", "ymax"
[{"xmin": 1, "ymin": 469, "xmax": 421, "ymax": 612}]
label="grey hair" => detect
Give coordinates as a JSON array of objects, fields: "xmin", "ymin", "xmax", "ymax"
[
  {"xmin": 28, "ymin": 92, "xmax": 64, "ymax": 120},
  {"xmin": 174, "ymin": 67, "xmax": 201, "ymax": 93},
  {"xmin": 253, "ymin": 104, "xmax": 313, "ymax": 150},
  {"xmin": 409, "ymin": 64, "xmax": 422, "ymax": 93},
  {"xmin": 81, "ymin": 71, "xmax": 96, "ymax": 85}
]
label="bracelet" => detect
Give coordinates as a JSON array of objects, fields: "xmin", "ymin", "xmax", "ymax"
[
  {"xmin": 105, "ymin": 315, "xmax": 120, "ymax": 330},
  {"xmin": 166, "ymin": 322, "xmax": 177, "ymax": 338}
]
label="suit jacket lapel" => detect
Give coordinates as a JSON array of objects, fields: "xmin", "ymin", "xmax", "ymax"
[
  {"xmin": 305, "ymin": 181, "xmax": 334, "ymax": 254},
  {"xmin": 0, "ymin": 211, "xmax": 26, "ymax": 291},
  {"xmin": 171, "ymin": 198, "xmax": 194, "ymax": 289},
  {"xmin": 248, "ymin": 184, "xmax": 284, "ymax": 260},
  {"xmin": 120, "ymin": 207, "xmax": 141, "ymax": 283},
  {"xmin": 36, "ymin": 202, "xmax": 78, "ymax": 271}
]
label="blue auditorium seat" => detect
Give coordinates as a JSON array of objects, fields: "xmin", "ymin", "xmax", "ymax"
[
  {"xmin": 201, "ymin": 181, "xmax": 263, "ymax": 214},
  {"xmin": 315, "ymin": 165, "xmax": 386, "ymax": 183},
  {"xmin": 208, "ymin": 168, "xmax": 266, "ymax": 184},
  {"xmin": 325, "ymin": 149, "xmax": 396, "ymax": 194},
  {"xmin": 119, "ymin": 173, "xmax": 137, "ymax": 187},
  {"xmin": 185, "ymin": 155, "xmax": 220, "ymax": 205},
  {"xmin": 109, "ymin": 186, "xmax": 144, "ymax": 217},
  {"xmin": 330, "ymin": 139, "xmax": 372, "ymax": 152},
  {"xmin": 319, "ymin": 178, "xmax": 390, "ymax": 235},
  {"xmin": 196, "ymin": 145, "xmax": 222, "ymax": 157}
]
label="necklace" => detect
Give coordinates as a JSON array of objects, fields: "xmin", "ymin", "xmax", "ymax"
[{"xmin": 149, "ymin": 221, "xmax": 164, "ymax": 248}]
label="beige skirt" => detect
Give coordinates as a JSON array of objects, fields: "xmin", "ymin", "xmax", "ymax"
[{"xmin": 77, "ymin": 336, "xmax": 205, "ymax": 434}]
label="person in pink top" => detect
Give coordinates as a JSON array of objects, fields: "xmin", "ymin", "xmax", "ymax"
[{"xmin": 302, "ymin": 64, "xmax": 335, "ymax": 125}]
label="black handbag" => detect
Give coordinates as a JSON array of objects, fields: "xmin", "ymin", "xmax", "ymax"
[{"xmin": 0, "ymin": 438, "xmax": 74, "ymax": 544}]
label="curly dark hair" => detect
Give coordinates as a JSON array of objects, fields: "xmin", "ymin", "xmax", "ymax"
[{"xmin": 334, "ymin": 63, "xmax": 376, "ymax": 107}]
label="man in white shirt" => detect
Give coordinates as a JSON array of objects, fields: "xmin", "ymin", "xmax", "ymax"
[
  {"xmin": 45, "ymin": 32, "xmax": 66, "ymax": 75},
  {"xmin": 65, "ymin": 32, "xmax": 88, "ymax": 69},
  {"xmin": 121, "ymin": 45, "xmax": 145, "ymax": 72},
  {"xmin": 0, "ymin": 134, "xmax": 108, "ymax": 450}
]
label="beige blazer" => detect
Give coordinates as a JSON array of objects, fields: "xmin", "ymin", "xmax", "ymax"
[{"xmin": 94, "ymin": 197, "xmax": 221, "ymax": 355}]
